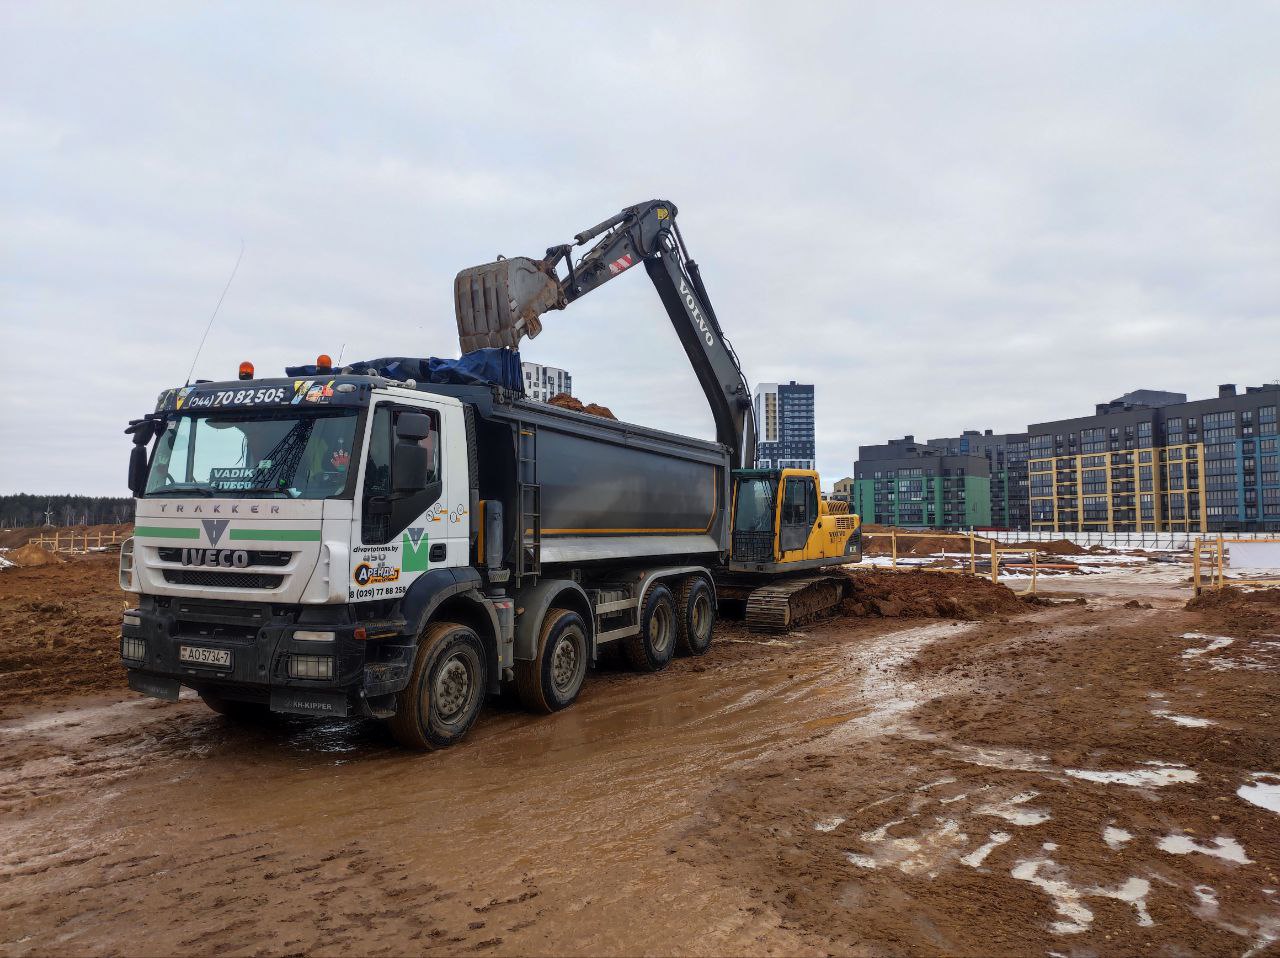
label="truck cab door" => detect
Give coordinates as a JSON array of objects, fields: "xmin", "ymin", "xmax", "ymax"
[{"xmin": 779, "ymin": 474, "xmax": 818, "ymax": 556}]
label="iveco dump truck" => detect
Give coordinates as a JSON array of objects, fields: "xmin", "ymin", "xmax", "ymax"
[{"xmin": 120, "ymin": 199, "xmax": 861, "ymax": 749}]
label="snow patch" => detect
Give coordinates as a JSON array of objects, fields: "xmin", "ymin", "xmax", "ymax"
[
  {"xmin": 1181, "ymin": 633, "xmax": 1234, "ymax": 657},
  {"xmin": 1010, "ymin": 858, "xmax": 1152, "ymax": 935},
  {"xmin": 1192, "ymin": 885, "xmax": 1219, "ymax": 919},
  {"xmin": 974, "ymin": 791, "xmax": 1051, "ymax": 827},
  {"xmin": 1237, "ymin": 773, "xmax": 1280, "ymax": 815},
  {"xmin": 1156, "ymin": 834, "xmax": 1252, "ymax": 864},
  {"xmin": 1152, "ymin": 709, "xmax": 1216, "ymax": 728},
  {"xmin": 814, "ymin": 817, "xmax": 845, "ymax": 833},
  {"xmin": 1103, "ymin": 827, "xmax": 1133, "ymax": 849},
  {"xmin": 1065, "ymin": 762, "xmax": 1198, "ymax": 787},
  {"xmin": 961, "ymin": 832, "xmax": 1012, "ymax": 868}
]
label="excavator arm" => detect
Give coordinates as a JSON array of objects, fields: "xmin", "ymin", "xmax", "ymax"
[{"xmin": 454, "ymin": 200, "xmax": 757, "ymax": 467}]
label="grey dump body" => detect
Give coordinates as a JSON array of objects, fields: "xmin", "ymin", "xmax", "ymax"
[{"xmin": 436, "ymin": 382, "xmax": 730, "ymax": 573}]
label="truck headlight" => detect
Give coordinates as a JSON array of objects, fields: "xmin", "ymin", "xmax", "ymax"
[
  {"xmin": 288, "ymin": 654, "xmax": 334, "ymax": 679},
  {"xmin": 293, "ymin": 630, "xmax": 335, "ymax": 643},
  {"xmin": 123, "ymin": 612, "xmax": 141, "ymax": 630},
  {"xmin": 119, "ymin": 537, "xmax": 137, "ymax": 591}
]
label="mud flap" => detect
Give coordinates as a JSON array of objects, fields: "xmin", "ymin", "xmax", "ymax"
[
  {"xmin": 127, "ymin": 671, "xmax": 180, "ymax": 702},
  {"xmin": 269, "ymin": 689, "xmax": 350, "ymax": 718}
]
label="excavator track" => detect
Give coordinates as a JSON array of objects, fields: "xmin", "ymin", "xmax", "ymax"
[{"xmin": 744, "ymin": 574, "xmax": 850, "ymax": 633}]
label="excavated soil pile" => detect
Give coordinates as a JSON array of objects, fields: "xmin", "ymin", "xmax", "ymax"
[
  {"xmin": 840, "ymin": 568, "xmax": 1027, "ymax": 620},
  {"xmin": 1004, "ymin": 538, "xmax": 1089, "ymax": 556},
  {"xmin": 547, "ymin": 392, "xmax": 617, "ymax": 420},
  {"xmin": 0, "ymin": 554, "xmax": 125, "ymax": 717},
  {"xmin": 1184, "ymin": 585, "xmax": 1280, "ymax": 634},
  {"xmin": 4, "ymin": 544, "xmax": 67, "ymax": 568}
]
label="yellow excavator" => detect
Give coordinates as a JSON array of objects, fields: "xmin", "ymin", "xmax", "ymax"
[{"xmin": 454, "ymin": 199, "xmax": 862, "ymax": 630}]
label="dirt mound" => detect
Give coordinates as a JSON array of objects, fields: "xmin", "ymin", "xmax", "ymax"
[
  {"xmin": 839, "ymin": 568, "xmax": 1026, "ymax": 620},
  {"xmin": 547, "ymin": 393, "xmax": 617, "ymax": 420},
  {"xmin": 864, "ymin": 533, "xmax": 979, "ymax": 557},
  {"xmin": 1184, "ymin": 585, "xmax": 1280, "ymax": 633},
  {"xmin": 5, "ymin": 544, "xmax": 66, "ymax": 567},
  {"xmin": 0, "ymin": 555, "xmax": 126, "ymax": 716},
  {"xmin": 1004, "ymin": 538, "xmax": 1089, "ymax": 556}
]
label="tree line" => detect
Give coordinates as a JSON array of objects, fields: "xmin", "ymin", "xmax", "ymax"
[{"xmin": 0, "ymin": 494, "xmax": 135, "ymax": 528}]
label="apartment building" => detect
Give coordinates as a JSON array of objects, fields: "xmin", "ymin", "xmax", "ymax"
[
  {"xmin": 521, "ymin": 362, "xmax": 572, "ymax": 402},
  {"xmin": 754, "ymin": 381, "xmax": 816, "ymax": 470},
  {"xmin": 852, "ymin": 437, "xmax": 992, "ymax": 529}
]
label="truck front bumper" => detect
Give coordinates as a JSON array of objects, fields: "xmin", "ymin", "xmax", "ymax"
[{"xmin": 120, "ymin": 595, "xmax": 411, "ymax": 718}]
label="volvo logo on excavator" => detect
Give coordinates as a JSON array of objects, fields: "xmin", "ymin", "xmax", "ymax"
[{"xmin": 677, "ymin": 278, "xmax": 716, "ymax": 347}]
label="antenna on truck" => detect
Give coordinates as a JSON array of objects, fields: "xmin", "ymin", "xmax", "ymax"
[{"xmin": 185, "ymin": 239, "xmax": 245, "ymax": 386}]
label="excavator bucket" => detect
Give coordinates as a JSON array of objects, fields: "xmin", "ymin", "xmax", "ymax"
[{"xmin": 454, "ymin": 257, "xmax": 563, "ymax": 352}]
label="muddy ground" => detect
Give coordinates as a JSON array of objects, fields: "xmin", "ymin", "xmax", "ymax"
[{"xmin": 1, "ymin": 557, "xmax": 1278, "ymax": 956}]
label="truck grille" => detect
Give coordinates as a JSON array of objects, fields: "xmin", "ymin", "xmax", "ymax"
[
  {"xmin": 163, "ymin": 570, "xmax": 284, "ymax": 589},
  {"xmin": 157, "ymin": 547, "xmax": 292, "ymax": 567}
]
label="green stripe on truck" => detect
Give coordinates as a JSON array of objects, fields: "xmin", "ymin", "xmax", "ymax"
[
  {"xmin": 228, "ymin": 528, "xmax": 322, "ymax": 541},
  {"xmin": 133, "ymin": 526, "xmax": 200, "ymax": 539}
]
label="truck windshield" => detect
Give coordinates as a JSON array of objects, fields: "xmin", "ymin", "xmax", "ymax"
[{"xmin": 144, "ymin": 409, "xmax": 360, "ymax": 499}]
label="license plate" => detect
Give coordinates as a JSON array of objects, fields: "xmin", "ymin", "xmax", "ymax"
[{"xmin": 179, "ymin": 645, "xmax": 232, "ymax": 668}]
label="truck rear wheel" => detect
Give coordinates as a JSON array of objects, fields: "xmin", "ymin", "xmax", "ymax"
[
  {"xmin": 675, "ymin": 576, "xmax": 716, "ymax": 656},
  {"xmin": 514, "ymin": 608, "xmax": 589, "ymax": 714},
  {"xmin": 624, "ymin": 584, "xmax": 676, "ymax": 672},
  {"xmin": 388, "ymin": 621, "xmax": 488, "ymax": 750}
]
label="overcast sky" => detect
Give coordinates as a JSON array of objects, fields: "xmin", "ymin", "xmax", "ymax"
[{"xmin": 3, "ymin": 2, "xmax": 1277, "ymax": 496}]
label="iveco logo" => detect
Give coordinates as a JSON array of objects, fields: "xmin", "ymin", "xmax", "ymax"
[
  {"xmin": 182, "ymin": 548, "xmax": 250, "ymax": 568},
  {"xmin": 678, "ymin": 279, "xmax": 716, "ymax": 347},
  {"xmin": 202, "ymin": 518, "xmax": 230, "ymax": 546}
]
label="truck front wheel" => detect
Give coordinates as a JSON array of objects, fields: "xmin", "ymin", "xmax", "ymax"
[
  {"xmin": 514, "ymin": 608, "xmax": 589, "ymax": 714},
  {"xmin": 624, "ymin": 584, "xmax": 677, "ymax": 672},
  {"xmin": 388, "ymin": 621, "xmax": 489, "ymax": 750}
]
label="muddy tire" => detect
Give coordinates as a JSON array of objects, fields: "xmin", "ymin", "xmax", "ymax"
[
  {"xmin": 675, "ymin": 576, "xmax": 716, "ymax": 656},
  {"xmin": 514, "ymin": 608, "xmax": 589, "ymax": 714},
  {"xmin": 623, "ymin": 584, "xmax": 677, "ymax": 673},
  {"xmin": 388, "ymin": 621, "xmax": 488, "ymax": 750},
  {"xmin": 199, "ymin": 691, "xmax": 271, "ymax": 722}
]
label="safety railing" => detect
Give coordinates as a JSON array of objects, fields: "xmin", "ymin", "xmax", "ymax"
[
  {"xmin": 860, "ymin": 530, "xmax": 1052, "ymax": 595},
  {"xmin": 1192, "ymin": 536, "xmax": 1280, "ymax": 594},
  {"xmin": 27, "ymin": 529, "xmax": 130, "ymax": 554}
]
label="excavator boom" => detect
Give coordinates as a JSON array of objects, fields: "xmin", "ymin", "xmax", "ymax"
[{"xmin": 454, "ymin": 200, "xmax": 757, "ymax": 467}]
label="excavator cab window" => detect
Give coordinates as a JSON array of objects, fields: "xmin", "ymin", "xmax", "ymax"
[
  {"xmin": 731, "ymin": 474, "xmax": 778, "ymax": 562},
  {"xmin": 779, "ymin": 476, "xmax": 818, "ymax": 554}
]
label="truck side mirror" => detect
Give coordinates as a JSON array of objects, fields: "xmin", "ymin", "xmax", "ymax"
[
  {"xmin": 392, "ymin": 441, "xmax": 429, "ymax": 493},
  {"xmin": 128, "ymin": 444, "xmax": 149, "ymax": 497},
  {"xmin": 395, "ymin": 412, "xmax": 433, "ymax": 441}
]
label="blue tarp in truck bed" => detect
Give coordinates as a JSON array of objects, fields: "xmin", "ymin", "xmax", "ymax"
[{"xmin": 287, "ymin": 348, "xmax": 524, "ymax": 393}]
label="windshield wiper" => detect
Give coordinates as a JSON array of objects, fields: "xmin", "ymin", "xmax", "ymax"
[{"xmin": 152, "ymin": 484, "xmax": 215, "ymax": 497}]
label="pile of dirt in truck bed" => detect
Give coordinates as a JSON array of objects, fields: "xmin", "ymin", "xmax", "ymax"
[
  {"xmin": 3, "ymin": 544, "xmax": 67, "ymax": 568},
  {"xmin": 0, "ymin": 554, "xmax": 126, "ymax": 717},
  {"xmin": 547, "ymin": 392, "xmax": 617, "ymax": 420},
  {"xmin": 839, "ymin": 568, "xmax": 1027, "ymax": 620}
]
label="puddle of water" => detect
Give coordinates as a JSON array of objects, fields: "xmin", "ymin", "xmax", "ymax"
[
  {"xmin": 1152, "ymin": 709, "xmax": 1216, "ymax": 728},
  {"xmin": 974, "ymin": 791, "xmax": 1051, "ymax": 827},
  {"xmin": 960, "ymin": 831, "xmax": 1011, "ymax": 868},
  {"xmin": 1065, "ymin": 762, "xmax": 1198, "ymax": 787},
  {"xmin": 1103, "ymin": 826, "xmax": 1132, "ymax": 849},
  {"xmin": 1237, "ymin": 773, "xmax": 1280, "ymax": 816},
  {"xmin": 1157, "ymin": 834, "xmax": 1252, "ymax": 864}
]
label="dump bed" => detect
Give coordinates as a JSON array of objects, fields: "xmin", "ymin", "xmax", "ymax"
[{"xmin": 422, "ymin": 384, "xmax": 731, "ymax": 569}]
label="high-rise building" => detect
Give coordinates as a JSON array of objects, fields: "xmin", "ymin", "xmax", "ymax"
[
  {"xmin": 754, "ymin": 381, "xmax": 815, "ymax": 470},
  {"xmin": 852, "ymin": 437, "xmax": 992, "ymax": 529},
  {"xmin": 926, "ymin": 430, "xmax": 1030, "ymax": 529},
  {"xmin": 521, "ymin": 362, "xmax": 572, "ymax": 402}
]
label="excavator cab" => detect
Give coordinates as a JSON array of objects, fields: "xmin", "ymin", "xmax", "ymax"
[{"xmin": 729, "ymin": 469, "xmax": 861, "ymax": 572}]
